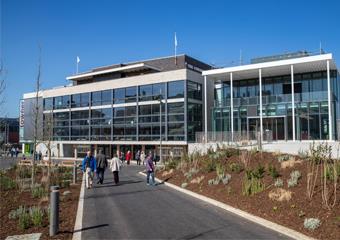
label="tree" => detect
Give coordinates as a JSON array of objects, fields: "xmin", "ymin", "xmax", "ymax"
[
  {"xmin": 42, "ymin": 111, "xmax": 54, "ymax": 188},
  {"xmin": 31, "ymin": 47, "xmax": 42, "ymax": 186}
]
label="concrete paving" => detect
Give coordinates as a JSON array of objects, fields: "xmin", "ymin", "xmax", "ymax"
[
  {"xmin": 0, "ymin": 156, "xmax": 19, "ymax": 169},
  {"xmin": 81, "ymin": 165, "xmax": 290, "ymax": 240}
]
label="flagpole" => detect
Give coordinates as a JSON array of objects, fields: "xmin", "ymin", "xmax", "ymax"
[{"xmin": 174, "ymin": 32, "xmax": 177, "ymax": 65}]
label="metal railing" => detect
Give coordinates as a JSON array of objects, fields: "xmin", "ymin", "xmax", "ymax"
[
  {"xmin": 215, "ymin": 91, "xmax": 330, "ymax": 108},
  {"xmin": 195, "ymin": 130, "xmax": 273, "ymax": 145}
]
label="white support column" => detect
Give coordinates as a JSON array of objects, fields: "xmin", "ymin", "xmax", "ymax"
[
  {"xmin": 327, "ymin": 60, "xmax": 333, "ymax": 140},
  {"xmin": 291, "ymin": 65, "xmax": 296, "ymax": 141},
  {"xmin": 230, "ymin": 72, "xmax": 234, "ymax": 142},
  {"xmin": 204, "ymin": 75, "xmax": 208, "ymax": 143},
  {"xmin": 259, "ymin": 69, "xmax": 263, "ymax": 145}
]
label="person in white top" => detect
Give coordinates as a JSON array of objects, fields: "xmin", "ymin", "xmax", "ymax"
[
  {"xmin": 140, "ymin": 151, "xmax": 146, "ymax": 165},
  {"xmin": 110, "ymin": 153, "xmax": 122, "ymax": 185}
]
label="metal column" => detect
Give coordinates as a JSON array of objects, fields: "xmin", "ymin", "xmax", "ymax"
[
  {"xmin": 259, "ymin": 69, "xmax": 263, "ymax": 145},
  {"xmin": 327, "ymin": 60, "xmax": 333, "ymax": 140},
  {"xmin": 291, "ymin": 65, "xmax": 296, "ymax": 141},
  {"xmin": 204, "ymin": 76, "xmax": 208, "ymax": 143},
  {"xmin": 230, "ymin": 72, "xmax": 234, "ymax": 142}
]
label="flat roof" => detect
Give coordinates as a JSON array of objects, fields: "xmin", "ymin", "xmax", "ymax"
[
  {"xmin": 202, "ymin": 53, "xmax": 337, "ymax": 81},
  {"xmin": 66, "ymin": 63, "xmax": 161, "ymax": 81}
]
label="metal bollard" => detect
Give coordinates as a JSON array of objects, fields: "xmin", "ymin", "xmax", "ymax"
[
  {"xmin": 73, "ymin": 161, "xmax": 77, "ymax": 184},
  {"xmin": 50, "ymin": 186, "xmax": 59, "ymax": 236}
]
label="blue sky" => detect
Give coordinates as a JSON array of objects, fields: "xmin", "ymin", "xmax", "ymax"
[{"xmin": 1, "ymin": 0, "xmax": 340, "ymax": 117}]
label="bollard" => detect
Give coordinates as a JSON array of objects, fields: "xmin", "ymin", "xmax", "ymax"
[
  {"xmin": 49, "ymin": 186, "xmax": 59, "ymax": 237},
  {"xmin": 73, "ymin": 161, "xmax": 77, "ymax": 184}
]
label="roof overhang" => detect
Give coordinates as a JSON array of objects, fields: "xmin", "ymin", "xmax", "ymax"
[
  {"xmin": 202, "ymin": 53, "xmax": 338, "ymax": 81},
  {"xmin": 66, "ymin": 63, "xmax": 161, "ymax": 81}
]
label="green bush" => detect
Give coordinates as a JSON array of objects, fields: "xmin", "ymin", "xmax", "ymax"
[
  {"xmin": 16, "ymin": 166, "xmax": 32, "ymax": 179},
  {"xmin": 29, "ymin": 206, "xmax": 44, "ymax": 227},
  {"xmin": 165, "ymin": 159, "xmax": 179, "ymax": 170},
  {"xmin": 287, "ymin": 170, "xmax": 301, "ymax": 188},
  {"xmin": 8, "ymin": 206, "xmax": 26, "ymax": 220},
  {"xmin": 31, "ymin": 186, "xmax": 47, "ymax": 198},
  {"xmin": 242, "ymin": 175, "xmax": 265, "ymax": 196},
  {"xmin": 229, "ymin": 163, "xmax": 243, "ymax": 173},
  {"xmin": 202, "ymin": 158, "xmax": 217, "ymax": 172},
  {"xmin": 274, "ymin": 178, "xmax": 283, "ymax": 187},
  {"xmin": 18, "ymin": 209, "xmax": 30, "ymax": 230},
  {"xmin": 0, "ymin": 173, "xmax": 17, "ymax": 190},
  {"xmin": 277, "ymin": 155, "xmax": 289, "ymax": 162},
  {"xmin": 268, "ymin": 165, "xmax": 280, "ymax": 179},
  {"xmin": 245, "ymin": 166, "xmax": 265, "ymax": 180}
]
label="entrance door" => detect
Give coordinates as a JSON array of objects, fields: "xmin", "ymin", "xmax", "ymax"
[{"xmin": 247, "ymin": 117, "xmax": 286, "ymax": 141}]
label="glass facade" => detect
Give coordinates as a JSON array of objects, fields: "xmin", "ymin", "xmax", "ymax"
[
  {"xmin": 213, "ymin": 71, "xmax": 338, "ymax": 140},
  {"xmin": 42, "ymin": 80, "xmax": 202, "ymax": 142}
]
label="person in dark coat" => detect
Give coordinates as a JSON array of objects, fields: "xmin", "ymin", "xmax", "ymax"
[{"xmin": 96, "ymin": 149, "xmax": 108, "ymax": 184}]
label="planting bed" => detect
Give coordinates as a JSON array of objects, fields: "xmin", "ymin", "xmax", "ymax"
[
  {"xmin": 0, "ymin": 166, "xmax": 82, "ymax": 240},
  {"xmin": 158, "ymin": 149, "xmax": 340, "ymax": 240}
]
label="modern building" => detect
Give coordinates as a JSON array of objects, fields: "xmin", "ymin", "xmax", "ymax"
[
  {"xmin": 20, "ymin": 55, "xmax": 213, "ymax": 158},
  {"xmin": 0, "ymin": 117, "xmax": 19, "ymax": 147},
  {"xmin": 201, "ymin": 52, "xmax": 339, "ymax": 144}
]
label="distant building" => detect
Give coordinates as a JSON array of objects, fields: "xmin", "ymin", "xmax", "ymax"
[{"xmin": 0, "ymin": 118, "xmax": 19, "ymax": 146}]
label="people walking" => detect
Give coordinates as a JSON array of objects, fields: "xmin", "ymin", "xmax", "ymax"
[
  {"xmin": 140, "ymin": 151, "xmax": 146, "ymax": 165},
  {"xmin": 96, "ymin": 149, "xmax": 108, "ymax": 184},
  {"xmin": 82, "ymin": 151, "xmax": 97, "ymax": 189},
  {"xmin": 146, "ymin": 153, "xmax": 155, "ymax": 186},
  {"xmin": 135, "ymin": 150, "xmax": 141, "ymax": 165},
  {"xmin": 110, "ymin": 153, "xmax": 122, "ymax": 185},
  {"xmin": 126, "ymin": 150, "xmax": 132, "ymax": 165}
]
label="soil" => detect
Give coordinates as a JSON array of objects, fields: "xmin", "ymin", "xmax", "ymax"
[
  {"xmin": 157, "ymin": 151, "xmax": 340, "ymax": 240},
  {"xmin": 0, "ymin": 167, "xmax": 82, "ymax": 240}
]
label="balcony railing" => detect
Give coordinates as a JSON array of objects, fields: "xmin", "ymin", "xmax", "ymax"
[
  {"xmin": 215, "ymin": 91, "xmax": 330, "ymax": 107},
  {"xmin": 195, "ymin": 131, "xmax": 273, "ymax": 144}
]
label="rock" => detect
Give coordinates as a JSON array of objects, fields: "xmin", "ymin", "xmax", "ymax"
[
  {"xmin": 6, "ymin": 233, "xmax": 42, "ymax": 240},
  {"xmin": 63, "ymin": 190, "xmax": 71, "ymax": 196}
]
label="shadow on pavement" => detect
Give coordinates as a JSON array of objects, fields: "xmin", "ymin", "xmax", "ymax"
[
  {"xmin": 73, "ymin": 224, "xmax": 109, "ymax": 233},
  {"xmin": 179, "ymin": 227, "xmax": 224, "ymax": 240},
  {"xmin": 85, "ymin": 188, "xmax": 165, "ymax": 199},
  {"xmin": 93, "ymin": 180, "xmax": 143, "ymax": 188}
]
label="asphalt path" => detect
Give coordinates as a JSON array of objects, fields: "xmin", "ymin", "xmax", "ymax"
[
  {"xmin": 0, "ymin": 156, "xmax": 19, "ymax": 169},
  {"xmin": 81, "ymin": 165, "xmax": 290, "ymax": 240}
]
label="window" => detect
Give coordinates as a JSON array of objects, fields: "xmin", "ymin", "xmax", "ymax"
[
  {"xmin": 43, "ymin": 98, "xmax": 53, "ymax": 110},
  {"xmin": 71, "ymin": 93, "xmax": 89, "ymax": 108},
  {"xmin": 54, "ymin": 95, "xmax": 70, "ymax": 109},
  {"xmin": 114, "ymin": 88, "xmax": 125, "ymax": 104},
  {"xmin": 168, "ymin": 80, "xmax": 184, "ymax": 99},
  {"xmin": 187, "ymin": 81, "xmax": 202, "ymax": 100},
  {"xmin": 91, "ymin": 91, "xmax": 101, "ymax": 106},
  {"xmin": 125, "ymin": 87, "xmax": 137, "ymax": 103}
]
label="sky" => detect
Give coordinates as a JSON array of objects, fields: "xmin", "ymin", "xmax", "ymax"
[{"xmin": 1, "ymin": 0, "xmax": 340, "ymax": 117}]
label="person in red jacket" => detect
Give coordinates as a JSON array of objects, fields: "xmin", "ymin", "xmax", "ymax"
[{"xmin": 126, "ymin": 150, "xmax": 132, "ymax": 165}]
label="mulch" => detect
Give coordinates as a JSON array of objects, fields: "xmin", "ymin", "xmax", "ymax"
[
  {"xmin": 157, "ymin": 151, "xmax": 340, "ymax": 240},
  {"xmin": 0, "ymin": 169, "xmax": 82, "ymax": 240}
]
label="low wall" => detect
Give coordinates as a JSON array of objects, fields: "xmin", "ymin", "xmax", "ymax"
[{"xmin": 188, "ymin": 141, "xmax": 340, "ymax": 159}]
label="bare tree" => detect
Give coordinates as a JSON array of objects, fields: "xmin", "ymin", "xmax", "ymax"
[
  {"xmin": 42, "ymin": 112, "xmax": 54, "ymax": 188},
  {"xmin": 0, "ymin": 62, "xmax": 6, "ymax": 150},
  {"xmin": 31, "ymin": 47, "xmax": 42, "ymax": 186}
]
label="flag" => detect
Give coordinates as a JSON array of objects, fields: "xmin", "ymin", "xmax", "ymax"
[
  {"xmin": 174, "ymin": 32, "xmax": 178, "ymax": 47},
  {"xmin": 77, "ymin": 56, "xmax": 80, "ymax": 63}
]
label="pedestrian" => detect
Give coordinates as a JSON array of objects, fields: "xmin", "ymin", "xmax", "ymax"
[
  {"xmin": 140, "ymin": 151, "xmax": 146, "ymax": 165},
  {"xmin": 146, "ymin": 153, "xmax": 155, "ymax": 186},
  {"xmin": 38, "ymin": 151, "xmax": 42, "ymax": 161},
  {"xmin": 15, "ymin": 148, "xmax": 19, "ymax": 158},
  {"xmin": 126, "ymin": 150, "xmax": 132, "ymax": 165},
  {"xmin": 121, "ymin": 151, "xmax": 125, "ymax": 163},
  {"xmin": 96, "ymin": 149, "xmax": 108, "ymax": 184},
  {"xmin": 110, "ymin": 153, "xmax": 122, "ymax": 185},
  {"xmin": 82, "ymin": 151, "xmax": 97, "ymax": 189},
  {"xmin": 10, "ymin": 147, "xmax": 15, "ymax": 158},
  {"xmin": 153, "ymin": 150, "xmax": 158, "ymax": 165},
  {"xmin": 135, "ymin": 150, "xmax": 141, "ymax": 165}
]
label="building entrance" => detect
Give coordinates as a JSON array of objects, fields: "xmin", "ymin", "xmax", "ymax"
[{"xmin": 248, "ymin": 116, "xmax": 286, "ymax": 141}]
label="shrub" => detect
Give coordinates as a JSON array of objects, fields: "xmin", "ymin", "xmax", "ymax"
[
  {"xmin": 229, "ymin": 163, "xmax": 243, "ymax": 173},
  {"xmin": 242, "ymin": 175, "xmax": 265, "ymax": 196},
  {"xmin": 287, "ymin": 170, "xmax": 301, "ymax": 188},
  {"xmin": 304, "ymin": 218, "xmax": 321, "ymax": 230},
  {"xmin": 216, "ymin": 163, "xmax": 226, "ymax": 179},
  {"xmin": 274, "ymin": 178, "xmax": 283, "ymax": 187},
  {"xmin": 202, "ymin": 158, "xmax": 217, "ymax": 173},
  {"xmin": 16, "ymin": 166, "xmax": 32, "ymax": 179},
  {"xmin": 253, "ymin": 165, "xmax": 265, "ymax": 179},
  {"xmin": 298, "ymin": 149, "xmax": 309, "ymax": 159},
  {"xmin": 184, "ymin": 168, "xmax": 199, "ymax": 180},
  {"xmin": 221, "ymin": 174, "xmax": 231, "ymax": 185},
  {"xmin": 181, "ymin": 182, "xmax": 188, "ymax": 188},
  {"xmin": 208, "ymin": 179, "xmax": 215, "ymax": 185},
  {"xmin": 268, "ymin": 165, "xmax": 280, "ymax": 179},
  {"xmin": 31, "ymin": 186, "xmax": 47, "ymax": 198},
  {"xmin": 268, "ymin": 188, "xmax": 292, "ymax": 201},
  {"xmin": 29, "ymin": 206, "xmax": 44, "ymax": 227},
  {"xmin": 277, "ymin": 155, "xmax": 289, "ymax": 162},
  {"xmin": 190, "ymin": 176, "xmax": 204, "ymax": 184},
  {"xmin": 0, "ymin": 173, "xmax": 16, "ymax": 190},
  {"xmin": 165, "ymin": 159, "xmax": 178, "ymax": 170},
  {"xmin": 8, "ymin": 206, "xmax": 26, "ymax": 220},
  {"xmin": 18, "ymin": 210, "xmax": 30, "ymax": 230}
]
